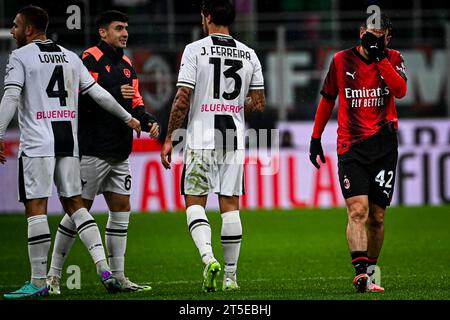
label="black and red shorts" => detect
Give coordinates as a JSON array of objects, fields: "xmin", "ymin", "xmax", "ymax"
[{"xmin": 337, "ymin": 124, "xmax": 398, "ymax": 209}]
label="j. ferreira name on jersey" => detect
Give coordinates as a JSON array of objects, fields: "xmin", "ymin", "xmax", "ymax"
[{"xmin": 201, "ymin": 46, "xmax": 251, "ymax": 61}]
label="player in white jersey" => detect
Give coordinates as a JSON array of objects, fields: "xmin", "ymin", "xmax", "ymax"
[
  {"xmin": 0, "ymin": 6, "xmax": 141, "ymax": 299},
  {"xmin": 161, "ymin": 0, "xmax": 265, "ymax": 292}
]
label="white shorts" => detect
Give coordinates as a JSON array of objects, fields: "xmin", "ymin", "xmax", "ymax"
[
  {"xmin": 181, "ymin": 148, "xmax": 244, "ymax": 196},
  {"xmin": 18, "ymin": 156, "xmax": 82, "ymax": 202},
  {"xmin": 80, "ymin": 156, "xmax": 132, "ymax": 200}
]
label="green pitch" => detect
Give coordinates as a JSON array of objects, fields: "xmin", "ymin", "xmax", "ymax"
[{"xmin": 0, "ymin": 206, "xmax": 449, "ymax": 300}]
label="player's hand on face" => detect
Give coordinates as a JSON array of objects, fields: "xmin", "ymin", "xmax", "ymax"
[
  {"xmin": 160, "ymin": 139, "xmax": 173, "ymax": 170},
  {"xmin": 361, "ymin": 31, "xmax": 386, "ymax": 62},
  {"xmin": 127, "ymin": 117, "xmax": 141, "ymax": 138},
  {"xmin": 309, "ymin": 137, "xmax": 326, "ymax": 169},
  {"xmin": 0, "ymin": 140, "xmax": 6, "ymax": 164},
  {"xmin": 149, "ymin": 122, "xmax": 160, "ymax": 138},
  {"xmin": 121, "ymin": 84, "xmax": 135, "ymax": 99}
]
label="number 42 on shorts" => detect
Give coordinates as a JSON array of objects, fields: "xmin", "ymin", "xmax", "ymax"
[{"xmin": 375, "ymin": 169, "xmax": 394, "ymax": 197}]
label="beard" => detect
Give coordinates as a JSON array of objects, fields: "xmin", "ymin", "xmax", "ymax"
[
  {"xmin": 16, "ymin": 36, "xmax": 27, "ymax": 48},
  {"xmin": 14, "ymin": 31, "xmax": 27, "ymax": 48}
]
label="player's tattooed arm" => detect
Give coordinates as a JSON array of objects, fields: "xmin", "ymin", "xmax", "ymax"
[
  {"xmin": 166, "ymin": 86, "xmax": 192, "ymax": 140},
  {"xmin": 161, "ymin": 86, "xmax": 192, "ymax": 170},
  {"xmin": 245, "ymin": 89, "xmax": 266, "ymax": 113}
]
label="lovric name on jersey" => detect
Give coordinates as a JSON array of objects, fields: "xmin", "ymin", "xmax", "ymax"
[{"xmin": 38, "ymin": 53, "xmax": 69, "ymax": 64}]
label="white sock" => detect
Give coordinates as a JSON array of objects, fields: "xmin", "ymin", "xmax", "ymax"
[
  {"xmin": 70, "ymin": 208, "xmax": 109, "ymax": 275},
  {"xmin": 186, "ymin": 205, "xmax": 214, "ymax": 265},
  {"xmin": 221, "ymin": 210, "xmax": 242, "ymax": 280},
  {"xmin": 105, "ymin": 211, "xmax": 130, "ymax": 280},
  {"xmin": 48, "ymin": 213, "xmax": 77, "ymax": 278},
  {"xmin": 27, "ymin": 215, "xmax": 51, "ymax": 287}
]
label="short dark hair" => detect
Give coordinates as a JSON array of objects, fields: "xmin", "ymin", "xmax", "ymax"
[
  {"xmin": 18, "ymin": 5, "xmax": 49, "ymax": 33},
  {"xmin": 202, "ymin": 0, "xmax": 235, "ymax": 27},
  {"xmin": 364, "ymin": 13, "xmax": 393, "ymax": 36},
  {"xmin": 95, "ymin": 10, "xmax": 128, "ymax": 30}
]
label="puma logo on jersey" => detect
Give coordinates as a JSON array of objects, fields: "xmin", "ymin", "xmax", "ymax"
[
  {"xmin": 346, "ymin": 71, "xmax": 356, "ymax": 80},
  {"xmin": 105, "ymin": 65, "xmax": 110, "ymax": 72},
  {"xmin": 396, "ymin": 64, "xmax": 406, "ymax": 75},
  {"xmin": 383, "ymin": 190, "xmax": 391, "ymax": 198}
]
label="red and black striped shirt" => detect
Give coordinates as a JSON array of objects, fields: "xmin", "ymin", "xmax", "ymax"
[{"xmin": 315, "ymin": 45, "xmax": 407, "ymax": 155}]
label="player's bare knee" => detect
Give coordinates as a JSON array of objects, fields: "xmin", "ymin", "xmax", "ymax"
[
  {"xmin": 368, "ymin": 212, "xmax": 384, "ymax": 229},
  {"xmin": 60, "ymin": 195, "xmax": 85, "ymax": 215},
  {"xmin": 24, "ymin": 198, "xmax": 48, "ymax": 216},
  {"xmin": 109, "ymin": 202, "xmax": 130, "ymax": 212},
  {"xmin": 219, "ymin": 195, "xmax": 239, "ymax": 213},
  {"xmin": 347, "ymin": 202, "xmax": 369, "ymax": 224},
  {"xmin": 104, "ymin": 193, "xmax": 131, "ymax": 212}
]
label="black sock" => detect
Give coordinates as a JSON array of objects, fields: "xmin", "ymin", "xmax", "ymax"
[{"xmin": 351, "ymin": 251, "xmax": 368, "ymax": 276}]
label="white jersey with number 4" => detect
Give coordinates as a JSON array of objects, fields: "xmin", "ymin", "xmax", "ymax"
[
  {"xmin": 4, "ymin": 39, "xmax": 96, "ymax": 158},
  {"xmin": 177, "ymin": 33, "xmax": 264, "ymax": 150}
]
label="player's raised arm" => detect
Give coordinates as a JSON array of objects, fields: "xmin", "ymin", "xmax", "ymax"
[
  {"xmin": 160, "ymin": 86, "xmax": 193, "ymax": 170},
  {"xmin": 360, "ymin": 31, "xmax": 407, "ymax": 98}
]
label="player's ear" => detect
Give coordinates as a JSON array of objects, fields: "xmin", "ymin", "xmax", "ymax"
[
  {"xmin": 24, "ymin": 24, "xmax": 33, "ymax": 37},
  {"xmin": 98, "ymin": 27, "xmax": 107, "ymax": 39},
  {"xmin": 205, "ymin": 14, "xmax": 212, "ymax": 25}
]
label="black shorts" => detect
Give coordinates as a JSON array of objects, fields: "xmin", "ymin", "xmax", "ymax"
[{"xmin": 338, "ymin": 125, "xmax": 398, "ymax": 209}]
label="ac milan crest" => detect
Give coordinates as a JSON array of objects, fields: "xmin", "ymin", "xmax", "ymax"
[{"xmin": 343, "ymin": 177, "xmax": 350, "ymax": 189}]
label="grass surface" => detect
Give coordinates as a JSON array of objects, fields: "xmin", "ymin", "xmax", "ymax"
[{"xmin": 0, "ymin": 206, "xmax": 449, "ymax": 300}]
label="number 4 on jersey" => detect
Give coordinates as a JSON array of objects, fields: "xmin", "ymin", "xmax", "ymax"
[{"xmin": 46, "ymin": 65, "xmax": 68, "ymax": 106}]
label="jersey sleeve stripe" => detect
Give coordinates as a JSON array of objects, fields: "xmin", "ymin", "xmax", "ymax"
[
  {"xmin": 177, "ymin": 79, "xmax": 195, "ymax": 85},
  {"xmin": 122, "ymin": 55, "xmax": 132, "ymax": 66},
  {"xmin": 132, "ymin": 78, "xmax": 144, "ymax": 108},
  {"xmin": 177, "ymin": 81, "xmax": 195, "ymax": 89},
  {"xmin": 320, "ymin": 90, "xmax": 338, "ymax": 100},
  {"xmin": 4, "ymin": 83, "xmax": 23, "ymax": 89},
  {"xmin": 83, "ymin": 46, "xmax": 104, "ymax": 62},
  {"xmin": 80, "ymin": 81, "xmax": 96, "ymax": 94}
]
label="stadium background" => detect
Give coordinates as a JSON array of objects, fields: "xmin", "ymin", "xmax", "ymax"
[{"xmin": 0, "ymin": 0, "xmax": 449, "ymax": 300}]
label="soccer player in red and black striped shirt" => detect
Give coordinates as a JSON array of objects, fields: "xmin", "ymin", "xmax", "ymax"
[{"xmin": 309, "ymin": 14, "xmax": 407, "ymax": 293}]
